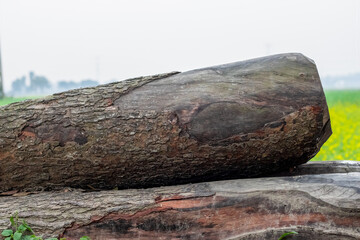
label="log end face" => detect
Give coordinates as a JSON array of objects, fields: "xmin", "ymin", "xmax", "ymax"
[{"xmin": 316, "ymin": 118, "xmax": 332, "ymax": 151}]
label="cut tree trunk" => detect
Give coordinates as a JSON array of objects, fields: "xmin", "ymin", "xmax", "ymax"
[
  {"xmin": 0, "ymin": 53, "xmax": 331, "ymax": 191},
  {"xmin": 0, "ymin": 161, "xmax": 359, "ymax": 240}
]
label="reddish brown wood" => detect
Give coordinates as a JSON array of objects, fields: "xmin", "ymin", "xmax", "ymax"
[{"xmin": 0, "ymin": 161, "xmax": 359, "ymax": 240}]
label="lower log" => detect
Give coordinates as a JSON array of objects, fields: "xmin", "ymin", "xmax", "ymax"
[{"xmin": 0, "ymin": 161, "xmax": 359, "ymax": 240}]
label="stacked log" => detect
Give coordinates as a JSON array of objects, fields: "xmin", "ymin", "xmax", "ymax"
[
  {"xmin": 0, "ymin": 53, "xmax": 331, "ymax": 191},
  {"xmin": 1, "ymin": 53, "xmax": 351, "ymax": 240},
  {"xmin": 0, "ymin": 161, "xmax": 359, "ymax": 240}
]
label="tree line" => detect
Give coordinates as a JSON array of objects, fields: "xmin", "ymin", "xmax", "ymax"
[{"xmin": 10, "ymin": 72, "xmax": 99, "ymax": 97}]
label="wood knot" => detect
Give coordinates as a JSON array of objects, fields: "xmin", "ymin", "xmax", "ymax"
[
  {"xmin": 168, "ymin": 113, "xmax": 178, "ymax": 125},
  {"xmin": 19, "ymin": 126, "xmax": 36, "ymax": 140}
]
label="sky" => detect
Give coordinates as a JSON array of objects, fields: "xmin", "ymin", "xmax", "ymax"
[{"xmin": 0, "ymin": 0, "xmax": 359, "ymax": 92}]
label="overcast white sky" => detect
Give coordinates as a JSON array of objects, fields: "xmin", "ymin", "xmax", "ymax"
[{"xmin": 0, "ymin": 0, "xmax": 359, "ymax": 92}]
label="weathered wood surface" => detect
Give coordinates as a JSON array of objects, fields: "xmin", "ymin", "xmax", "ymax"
[
  {"xmin": 0, "ymin": 53, "xmax": 331, "ymax": 191},
  {"xmin": 0, "ymin": 161, "xmax": 359, "ymax": 240},
  {"xmin": 271, "ymin": 160, "xmax": 360, "ymax": 176}
]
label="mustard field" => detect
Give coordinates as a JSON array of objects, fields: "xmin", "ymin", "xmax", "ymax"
[
  {"xmin": 1, "ymin": 90, "xmax": 359, "ymax": 161},
  {"xmin": 312, "ymin": 90, "xmax": 360, "ymax": 161}
]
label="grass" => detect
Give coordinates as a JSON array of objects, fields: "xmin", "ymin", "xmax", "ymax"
[
  {"xmin": 0, "ymin": 97, "xmax": 39, "ymax": 106},
  {"xmin": 0, "ymin": 90, "xmax": 359, "ymax": 161},
  {"xmin": 1, "ymin": 212, "xmax": 90, "ymax": 240}
]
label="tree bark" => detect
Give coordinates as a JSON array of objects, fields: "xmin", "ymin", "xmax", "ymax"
[
  {"xmin": 0, "ymin": 161, "xmax": 358, "ymax": 240},
  {"xmin": 0, "ymin": 53, "xmax": 331, "ymax": 191}
]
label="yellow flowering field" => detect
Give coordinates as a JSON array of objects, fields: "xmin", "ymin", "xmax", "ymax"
[
  {"xmin": 312, "ymin": 90, "xmax": 360, "ymax": 161},
  {"xmin": 1, "ymin": 90, "xmax": 359, "ymax": 161}
]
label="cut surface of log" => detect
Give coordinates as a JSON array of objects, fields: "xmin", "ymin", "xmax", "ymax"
[
  {"xmin": 0, "ymin": 161, "xmax": 358, "ymax": 240},
  {"xmin": 0, "ymin": 53, "xmax": 331, "ymax": 191}
]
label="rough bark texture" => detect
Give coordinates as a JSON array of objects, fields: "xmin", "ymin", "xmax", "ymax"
[
  {"xmin": 0, "ymin": 53, "xmax": 331, "ymax": 191},
  {"xmin": 0, "ymin": 161, "xmax": 359, "ymax": 240}
]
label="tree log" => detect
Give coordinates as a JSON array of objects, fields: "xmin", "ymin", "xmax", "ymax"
[
  {"xmin": 0, "ymin": 161, "xmax": 359, "ymax": 240},
  {"xmin": 0, "ymin": 53, "xmax": 331, "ymax": 191}
]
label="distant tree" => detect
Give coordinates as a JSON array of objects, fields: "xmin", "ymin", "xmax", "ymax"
[
  {"xmin": 57, "ymin": 79, "xmax": 99, "ymax": 91},
  {"xmin": 11, "ymin": 76, "xmax": 26, "ymax": 93},
  {"xmin": 80, "ymin": 79, "xmax": 99, "ymax": 88},
  {"xmin": 29, "ymin": 71, "xmax": 51, "ymax": 92},
  {"xmin": 0, "ymin": 41, "xmax": 4, "ymax": 99},
  {"xmin": 58, "ymin": 80, "xmax": 79, "ymax": 90}
]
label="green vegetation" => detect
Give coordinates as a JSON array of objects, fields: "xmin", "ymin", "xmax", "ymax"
[
  {"xmin": 1, "ymin": 213, "xmax": 89, "ymax": 240},
  {"xmin": 0, "ymin": 90, "xmax": 359, "ymax": 161},
  {"xmin": 312, "ymin": 90, "xmax": 360, "ymax": 161},
  {"xmin": 0, "ymin": 97, "xmax": 39, "ymax": 106},
  {"xmin": 278, "ymin": 231, "xmax": 298, "ymax": 240}
]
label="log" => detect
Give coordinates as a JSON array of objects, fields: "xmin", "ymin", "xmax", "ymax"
[
  {"xmin": 0, "ymin": 161, "xmax": 359, "ymax": 240},
  {"xmin": 0, "ymin": 53, "xmax": 331, "ymax": 191}
]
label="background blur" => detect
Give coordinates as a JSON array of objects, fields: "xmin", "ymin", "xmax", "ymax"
[{"xmin": 0, "ymin": 0, "xmax": 359, "ymax": 160}]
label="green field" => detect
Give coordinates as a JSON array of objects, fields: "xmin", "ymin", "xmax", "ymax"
[
  {"xmin": 0, "ymin": 91, "xmax": 359, "ymax": 161},
  {"xmin": 0, "ymin": 96, "xmax": 39, "ymax": 106},
  {"xmin": 312, "ymin": 90, "xmax": 360, "ymax": 161}
]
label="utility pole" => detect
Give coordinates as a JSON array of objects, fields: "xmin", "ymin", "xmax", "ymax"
[{"xmin": 0, "ymin": 40, "xmax": 4, "ymax": 99}]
